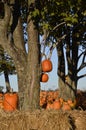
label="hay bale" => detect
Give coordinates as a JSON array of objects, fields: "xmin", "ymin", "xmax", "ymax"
[
  {"xmin": 69, "ymin": 110, "xmax": 86, "ymax": 130},
  {"xmin": 0, "ymin": 109, "xmax": 72, "ymax": 130},
  {"xmin": 0, "ymin": 109, "xmax": 86, "ymax": 130}
]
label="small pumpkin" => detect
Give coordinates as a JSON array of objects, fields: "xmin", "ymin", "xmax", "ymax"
[
  {"xmin": 3, "ymin": 92, "xmax": 18, "ymax": 111},
  {"xmin": 46, "ymin": 103, "xmax": 53, "ymax": 110},
  {"xmin": 53, "ymin": 100, "xmax": 61, "ymax": 110},
  {"xmin": 41, "ymin": 59, "xmax": 52, "ymax": 72},
  {"xmin": 62, "ymin": 102, "xmax": 71, "ymax": 111},
  {"xmin": 40, "ymin": 73, "xmax": 49, "ymax": 82},
  {"xmin": 67, "ymin": 99, "xmax": 76, "ymax": 109},
  {"xmin": 59, "ymin": 98, "xmax": 64, "ymax": 105}
]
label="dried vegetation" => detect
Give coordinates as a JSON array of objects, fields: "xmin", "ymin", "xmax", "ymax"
[{"xmin": 0, "ymin": 109, "xmax": 86, "ymax": 130}]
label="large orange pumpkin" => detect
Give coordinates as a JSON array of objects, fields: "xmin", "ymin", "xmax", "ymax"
[
  {"xmin": 41, "ymin": 59, "xmax": 52, "ymax": 72},
  {"xmin": 40, "ymin": 73, "xmax": 49, "ymax": 82},
  {"xmin": 3, "ymin": 93, "xmax": 18, "ymax": 111}
]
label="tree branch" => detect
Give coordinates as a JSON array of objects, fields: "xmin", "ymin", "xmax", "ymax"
[
  {"xmin": 0, "ymin": 3, "xmax": 11, "ymax": 44},
  {"xmin": 0, "ymin": 3, "xmax": 27, "ymax": 63},
  {"xmin": 77, "ymin": 50, "xmax": 86, "ymax": 73},
  {"xmin": 52, "ymin": 22, "xmax": 66, "ymax": 31},
  {"xmin": 78, "ymin": 50, "xmax": 86, "ymax": 60},
  {"xmin": 77, "ymin": 63, "xmax": 86, "ymax": 73},
  {"xmin": 77, "ymin": 73, "xmax": 86, "ymax": 80}
]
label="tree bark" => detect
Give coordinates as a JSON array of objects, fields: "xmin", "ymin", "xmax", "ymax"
[
  {"xmin": 26, "ymin": 16, "xmax": 41, "ymax": 110},
  {"xmin": 57, "ymin": 43, "xmax": 65, "ymax": 98},
  {"xmin": 0, "ymin": 2, "xmax": 41, "ymax": 110}
]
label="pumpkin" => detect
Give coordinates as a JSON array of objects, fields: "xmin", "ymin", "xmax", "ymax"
[
  {"xmin": 40, "ymin": 73, "xmax": 49, "ymax": 82},
  {"xmin": 53, "ymin": 90, "xmax": 59, "ymax": 100},
  {"xmin": 59, "ymin": 98, "xmax": 64, "ymax": 105},
  {"xmin": 62, "ymin": 102, "xmax": 71, "ymax": 111},
  {"xmin": 47, "ymin": 91, "xmax": 54, "ymax": 103},
  {"xmin": 67, "ymin": 99, "xmax": 76, "ymax": 109},
  {"xmin": 0, "ymin": 93, "xmax": 4, "ymax": 109},
  {"xmin": 3, "ymin": 92, "xmax": 18, "ymax": 111},
  {"xmin": 40, "ymin": 96, "xmax": 47, "ymax": 106},
  {"xmin": 53, "ymin": 100, "xmax": 61, "ymax": 110},
  {"xmin": 46, "ymin": 103, "xmax": 53, "ymax": 110},
  {"xmin": 41, "ymin": 59, "xmax": 52, "ymax": 72}
]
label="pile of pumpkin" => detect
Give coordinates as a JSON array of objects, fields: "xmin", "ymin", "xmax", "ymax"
[
  {"xmin": 46, "ymin": 98, "xmax": 77, "ymax": 111},
  {"xmin": 40, "ymin": 59, "xmax": 53, "ymax": 82},
  {"xmin": 40, "ymin": 90, "xmax": 86, "ymax": 111},
  {"xmin": 0, "ymin": 92, "xmax": 18, "ymax": 112}
]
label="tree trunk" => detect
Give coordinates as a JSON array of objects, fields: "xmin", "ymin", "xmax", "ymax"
[
  {"xmin": 4, "ymin": 71, "xmax": 11, "ymax": 92},
  {"xmin": 0, "ymin": 3, "xmax": 41, "ymax": 110},
  {"xmin": 57, "ymin": 44, "xmax": 65, "ymax": 98},
  {"xmin": 57, "ymin": 32, "xmax": 77, "ymax": 101},
  {"xmin": 26, "ymin": 17, "xmax": 41, "ymax": 110}
]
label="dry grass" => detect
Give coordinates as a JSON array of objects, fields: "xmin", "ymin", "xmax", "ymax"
[{"xmin": 0, "ymin": 109, "xmax": 86, "ymax": 130}]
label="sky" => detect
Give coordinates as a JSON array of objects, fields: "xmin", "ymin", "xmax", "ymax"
[{"xmin": 0, "ymin": 48, "xmax": 86, "ymax": 92}]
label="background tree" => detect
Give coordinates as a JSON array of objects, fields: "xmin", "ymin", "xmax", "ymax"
[
  {"xmin": 36, "ymin": 0, "xmax": 86, "ymax": 102},
  {"xmin": 56, "ymin": 1, "xmax": 86, "ymax": 101},
  {"xmin": 0, "ymin": 45, "xmax": 16, "ymax": 92}
]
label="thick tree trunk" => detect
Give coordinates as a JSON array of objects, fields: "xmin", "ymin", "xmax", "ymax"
[
  {"xmin": 57, "ymin": 33, "xmax": 77, "ymax": 101},
  {"xmin": 26, "ymin": 17, "xmax": 41, "ymax": 110}
]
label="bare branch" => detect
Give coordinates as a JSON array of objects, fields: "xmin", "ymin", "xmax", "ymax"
[
  {"xmin": 77, "ymin": 73, "xmax": 86, "ymax": 80},
  {"xmin": 82, "ymin": 51, "xmax": 86, "ymax": 64},
  {"xmin": 48, "ymin": 34, "xmax": 66, "ymax": 59},
  {"xmin": 77, "ymin": 50, "xmax": 86, "ymax": 73},
  {"xmin": 78, "ymin": 50, "xmax": 86, "ymax": 60},
  {"xmin": 52, "ymin": 22, "xmax": 66, "ymax": 31},
  {"xmin": 41, "ymin": 22, "xmax": 66, "ymax": 45},
  {"xmin": 77, "ymin": 63, "xmax": 86, "ymax": 73}
]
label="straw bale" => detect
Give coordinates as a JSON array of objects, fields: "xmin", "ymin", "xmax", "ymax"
[
  {"xmin": 69, "ymin": 110, "xmax": 86, "ymax": 130},
  {"xmin": 0, "ymin": 109, "xmax": 86, "ymax": 130}
]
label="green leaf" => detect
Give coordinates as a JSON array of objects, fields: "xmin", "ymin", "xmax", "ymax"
[{"xmin": 32, "ymin": 9, "xmax": 39, "ymax": 17}]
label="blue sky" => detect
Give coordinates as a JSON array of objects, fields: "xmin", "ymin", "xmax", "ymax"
[{"xmin": 0, "ymin": 48, "xmax": 86, "ymax": 92}]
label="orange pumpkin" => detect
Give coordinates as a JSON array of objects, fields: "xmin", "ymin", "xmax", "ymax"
[
  {"xmin": 53, "ymin": 90, "xmax": 59, "ymax": 100},
  {"xmin": 62, "ymin": 102, "xmax": 71, "ymax": 111},
  {"xmin": 47, "ymin": 91, "xmax": 54, "ymax": 103},
  {"xmin": 59, "ymin": 98, "xmax": 64, "ymax": 105},
  {"xmin": 0, "ymin": 93, "xmax": 4, "ymax": 109},
  {"xmin": 53, "ymin": 100, "xmax": 61, "ymax": 110},
  {"xmin": 41, "ymin": 59, "xmax": 52, "ymax": 72},
  {"xmin": 3, "ymin": 93, "xmax": 18, "ymax": 111},
  {"xmin": 40, "ymin": 96, "xmax": 47, "ymax": 106},
  {"xmin": 67, "ymin": 99, "xmax": 76, "ymax": 109},
  {"xmin": 46, "ymin": 103, "xmax": 53, "ymax": 110},
  {"xmin": 40, "ymin": 73, "xmax": 49, "ymax": 82}
]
